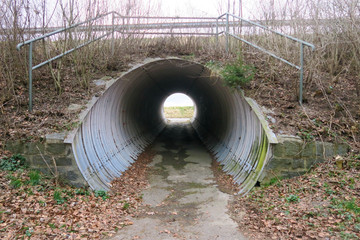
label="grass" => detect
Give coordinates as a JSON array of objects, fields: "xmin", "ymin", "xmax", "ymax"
[{"xmin": 163, "ymin": 106, "xmax": 194, "ymax": 118}]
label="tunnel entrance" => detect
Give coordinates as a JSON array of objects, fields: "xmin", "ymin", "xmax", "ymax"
[
  {"xmin": 162, "ymin": 93, "xmax": 196, "ymax": 123},
  {"xmin": 72, "ymin": 58, "xmax": 272, "ymax": 195}
]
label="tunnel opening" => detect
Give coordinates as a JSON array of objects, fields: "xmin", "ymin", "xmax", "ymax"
[
  {"xmin": 72, "ymin": 58, "xmax": 273, "ymax": 195},
  {"xmin": 162, "ymin": 93, "xmax": 196, "ymax": 123}
]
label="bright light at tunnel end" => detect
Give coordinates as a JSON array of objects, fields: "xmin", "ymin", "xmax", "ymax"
[
  {"xmin": 163, "ymin": 93, "xmax": 194, "ymax": 107},
  {"xmin": 162, "ymin": 93, "xmax": 196, "ymax": 123}
]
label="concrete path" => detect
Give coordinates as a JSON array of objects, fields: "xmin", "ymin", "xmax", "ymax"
[{"xmin": 110, "ymin": 123, "xmax": 246, "ymax": 240}]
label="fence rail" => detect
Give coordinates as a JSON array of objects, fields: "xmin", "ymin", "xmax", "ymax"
[
  {"xmin": 219, "ymin": 13, "xmax": 315, "ymax": 104},
  {"xmin": 6, "ymin": 19, "xmax": 340, "ymax": 36},
  {"xmin": 17, "ymin": 11, "xmax": 315, "ymax": 112}
]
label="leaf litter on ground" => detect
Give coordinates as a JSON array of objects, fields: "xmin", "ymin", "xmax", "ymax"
[
  {"xmin": 0, "ymin": 149, "xmax": 154, "ymax": 239},
  {"xmin": 227, "ymin": 154, "xmax": 360, "ymax": 240}
]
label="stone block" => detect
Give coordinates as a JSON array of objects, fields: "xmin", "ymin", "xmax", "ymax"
[
  {"xmin": 335, "ymin": 143, "xmax": 349, "ymax": 156},
  {"xmin": 283, "ymin": 140, "xmax": 301, "ymax": 157},
  {"xmin": 316, "ymin": 142, "xmax": 334, "ymax": 158},
  {"xmin": 292, "ymin": 158, "xmax": 305, "ymax": 169},
  {"xmin": 5, "ymin": 141, "xmax": 25, "ymax": 154},
  {"xmin": 32, "ymin": 155, "xmax": 52, "ymax": 167},
  {"xmin": 55, "ymin": 157, "xmax": 73, "ymax": 166},
  {"xmin": 272, "ymin": 144, "xmax": 284, "ymax": 158},
  {"xmin": 301, "ymin": 142, "xmax": 316, "ymax": 158},
  {"xmin": 46, "ymin": 132, "xmax": 66, "ymax": 144},
  {"xmin": 267, "ymin": 157, "xmax": 292, "ymax": 170},
  {"xmin": 25, "ymin": 143, "xmax": 45, "ymax": 155},
  {"xmin": 46, "ymin": 143, "xmax": 66, "ymax": 155}
]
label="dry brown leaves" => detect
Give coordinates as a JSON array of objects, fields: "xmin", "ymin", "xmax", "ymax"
[
  {"xmin": 242, "ymin": 51, "xmax": 360, "ymax": 152},
  {"xmin": 0, "ymin": 149, "xmax": 154, "ymax": 239},
  {"xmin": 231, "ymin": 156, "xmax": 360, "ymax": 239},
  {"xmin": 211, "ymin": 159, "xmax": 240, "ymax": 195}
]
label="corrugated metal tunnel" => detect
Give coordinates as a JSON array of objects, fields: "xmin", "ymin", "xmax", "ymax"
[{"xmin": 72, "ymin": 58, "xmax": 273, "ymax": 195}]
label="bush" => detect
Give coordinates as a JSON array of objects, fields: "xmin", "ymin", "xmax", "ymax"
[
  {"xmin": 0, "ymin": 154, "xmax": 27, "ymax": 171},
  {"xmin": 220, "ymin": 59, "xmax": 255, "ymax": 89}
]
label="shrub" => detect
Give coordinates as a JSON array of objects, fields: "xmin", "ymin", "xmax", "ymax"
[
  {"xmin": 220, "ymin": 59, "xmax": 255, "ymax": 89},
  {"xmin": 0, "ymin": 154, "xmax": 27, "ymax": 171}
]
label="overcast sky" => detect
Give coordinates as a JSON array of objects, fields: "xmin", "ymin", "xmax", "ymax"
[
  {"xmin": 159, "ymin": 0, "xmax": 257, "ymax": 18},
  {"xmin": 143, "ymin": 0, "xmax": 271, "ymax": 19},
  {"xmin": 163, "ymin": 93, "xmax": 194, "ymax": 107}
]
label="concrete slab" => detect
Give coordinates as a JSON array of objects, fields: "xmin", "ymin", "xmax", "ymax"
[{"xmin": 110, "ymin": 123, "xmax": 246, "ymax": 240}]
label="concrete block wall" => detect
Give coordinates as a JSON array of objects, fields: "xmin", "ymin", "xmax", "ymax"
[
  {"xmin": 5, "ymin": 133, "xmax": 87, "ymax": 188},
  {"xmin": 5, "ymin": 133, "xmax": 349, "ymax": 189},
  {"xmin": 260, "ymin": 135, "xmax": 350, "ymax": 184}
]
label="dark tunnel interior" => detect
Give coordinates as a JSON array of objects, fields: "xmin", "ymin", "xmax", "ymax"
[{"xmin": 72, "ymin": 58, "xmax": 272, "ymax": 195}]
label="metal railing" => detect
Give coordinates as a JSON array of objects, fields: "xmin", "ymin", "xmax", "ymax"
[
  {"xmin": 16, "ymin": 11, "xmax": 121, "ymax": 112},
  {"xmin": 218, "ymin": 13, "xmax": 315, "ymax": 104},
  {"xmin": 17, "ymin": 11, "xmax": 315, "ymax": 112},
  {"xmin": 6, "ymin": 18, "xmax": 339, "ymax": 36}
]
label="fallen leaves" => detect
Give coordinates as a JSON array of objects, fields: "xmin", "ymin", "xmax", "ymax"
[
  {"xmin": 230, "ymin": 156, "xmax": 360, "ymax": 239},
  {"xmin": 0, "ymin": 149, "xmax": 154, "ymax": 239}
]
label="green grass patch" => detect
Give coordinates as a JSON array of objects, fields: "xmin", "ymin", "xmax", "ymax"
[
  {"xmin": 10, "ymin": 178, "xmax": 22, "ymax": 189},
  {"xmin": 163, "ymin": 106, "xmax": 194, "ymax": 118},
  {"xmin": 28, "ymin": 170, "xmax": 41, "ymax": 186},
  {"xmin": 53, "ymin": 191, "xmax": 66, "ymax": 204}
]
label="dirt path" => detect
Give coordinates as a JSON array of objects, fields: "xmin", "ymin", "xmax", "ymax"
[{"xmin": 110, "ymin": 123, "xmax": 246, "ymax": 240}]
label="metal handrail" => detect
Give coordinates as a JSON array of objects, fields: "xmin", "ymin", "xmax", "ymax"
[
  {"xmin": 17, "ymin": 11, "xmax": 315, "ymax": 112},
  {"xmin": 226, "ymin": 13, "xmax": 315, "ymax": 49},
  {"xmin": 16, "ymin": 11, "xmax": 121, "ymax": 112},
  {"xmin": 218, "ymin": 12, "xmax": 315, "ymax": 104}
]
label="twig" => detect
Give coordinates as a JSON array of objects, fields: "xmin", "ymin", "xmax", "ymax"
[
  {"xmin": 36, "ymin": 145, "xmax": 55, "ymax": 176},
  {"xmin": 36, "ymin": 146, "xmax": 59, "ymax": 186},
  {"xmin": 52, "ymin": 157, "xmax": 59, "ymax": 186}
]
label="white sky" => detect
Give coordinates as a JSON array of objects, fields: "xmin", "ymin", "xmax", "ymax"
[
  {"xmin": 141, "ymin": 0, "xmax": 267, "ymax": 19},
  {"xmin": 163, "ymin": 93, "xmax": 194, "ymax": 107},
  {"xmin": 159, "ymin": 0, "xmax": 219, "ymax": 17},
  {"xmin": 42, "ymin": 0, "xmax": 287, "ymax": 28},
  {"xmin": 158, "ymin": 0, "xmax": 257, "ymax": 18}
]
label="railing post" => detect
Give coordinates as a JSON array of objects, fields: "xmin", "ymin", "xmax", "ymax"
[
  {"xmin": 216, "ymin": 18, "xmax": 219, "ymax": 45},
  {"xmin": 111, "ymin": 12, "xmax": 115, "ymax": 56},
  {"xmin": 299, "ymin": 43, "xmax": 304, "ymax": 104},
  {"xmin": 28, "ymin": 42, "xmax": 33, "ymax": 112},
  {"xmin": 225, "ymin": 13, "xmax": 229, "ymax": 53}
]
